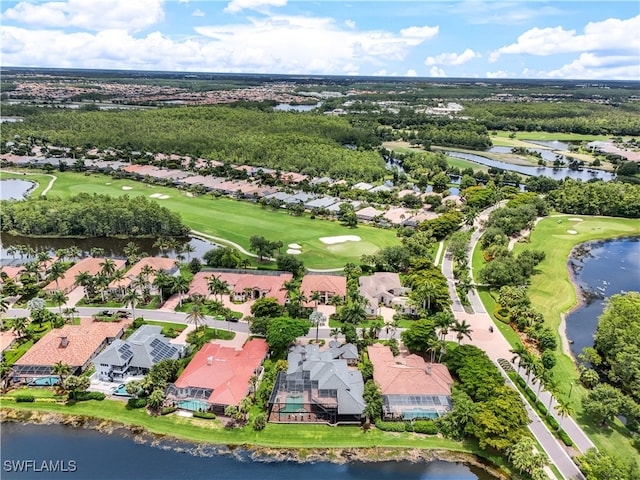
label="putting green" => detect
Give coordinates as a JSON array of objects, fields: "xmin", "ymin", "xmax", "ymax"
[{"xmin": 5, "ymin": 170, "xmax": 400, "ymax": 269}]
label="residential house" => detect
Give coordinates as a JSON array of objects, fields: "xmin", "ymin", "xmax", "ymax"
[
  {"xmin": 352, "ymin": 182, "xmax": 373, "ymax": 191},
  {"xmin": 367, "ymin": 343, "xmax": 453, "ymax": 420},
  {"xmin": 109, "ymin": 257, "xmax": 178, "ymax": 294},
  {"xmin": 187, "ymin": 270, "xmax": 293, "ymax": 304},
  {"xmin": 268, "ymin": 344, "xmax": 365, "ymax": 424},
  {"xmin": 93, "ymin": 325, "xmax": 182, "ymax": 381},
  {"xmin": 300, "ymin": 274, "xmax": 347, "ymax": 306},
  {"xmin": 166, "ymin": 338, "xmax": 268, "ymax": 413},
  {"xmin": 355, "ymin": 206, "xmax": 384, "ymax": 222},
  {"xmin": 44, "ymin": 257, "xmax": 126, "ymax": 294},
  {"xmin": 12, "ymin": 318, "xmax": 129, "ymax": 381},
  {"xmin": 359, "ymin": 272, "xmax": 414, "ymax": 316}
]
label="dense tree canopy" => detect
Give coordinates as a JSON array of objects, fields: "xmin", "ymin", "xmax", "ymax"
[
  {"xmin": 548, "ymin": 180, "xmax": 640, "ymax": 218},
  {"xmin": 0, "ymin": 193, "xmax": 189, "ymax": 237}
]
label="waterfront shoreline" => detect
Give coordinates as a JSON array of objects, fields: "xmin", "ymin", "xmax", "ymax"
[{"xmin": 0, "ymin": 409, "xmax": 508, "ymax": 479}]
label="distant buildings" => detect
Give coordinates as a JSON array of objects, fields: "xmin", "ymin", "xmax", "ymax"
[{"xmin": 367, "ymin": 343, "xmax": 453, "ymax": 421}]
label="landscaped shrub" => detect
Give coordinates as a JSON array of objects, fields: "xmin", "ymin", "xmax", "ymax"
[
  {"xmin": 252, "ymin": 413, "xmax": 267, "ymax": 431},
  {"xmin": 525, "ymin": 387, "xmax": 536, "ymax": 401},
  {"xmin": 193, "ymin": 411, "xmax": 216, "ymax": 420},
  {"xmin": 535, "ymin": 400, "xmax": 547, "ymax": 416},
  {"xmin": 413, "ymin": 420, "xmax": 439, "ymax": 435},
  {"xmin": 161, "ymin": 406, "xmax": 177, "ymax": 415},
  {"xmin": 558, "ymin": 429, "xmax": 573, "ymax": 446},
  {"xmin": 404, "ymin": 421, "xmax": 414, "ymax": 432},
  {"xmin": 374, "ymin": 420, "xmax": 406, "ymax": 432},
  {"xmin": 127, "ymin": 398, "xmax": 147, "ymax": 409},
  {"xmin": 547, "ymin": 415, "xmax": 559, "ymax": 430},
  {"xmin": 493, "ymin": 307, "xmax": 510, "ymax": 324},
  {"xmin": 74, "ymin": 391, "xmax": 106, "ymax": 401},
  {"xmin": 15, "ymin": 395, "xmax": 35, "ymax": 403},
  {"xmin": 517, "ymin": 376, "xmax": 526, "ymax": 388}
]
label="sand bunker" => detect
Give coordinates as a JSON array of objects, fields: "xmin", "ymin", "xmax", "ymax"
[
  {"xmin": 158, "ymin": 195, "xmax": 170, "ymax": 200},
  {"xmin": 149, "ymin": 193, "xmax": 163, "ymax": 198},
  {"xmin": 286, "ymin": 249, "xmax": 302, "ymax": 255},
  {"xmin": 568, "ymin": 218, "xmax": 583, "ymax": 222},
  {"xmin": 288, "ymin": 243, "xmax": 302, "ymax": 249},
  {"xmin": 122, "ymin": 186, "xmax": 133, "ymax": 190},
  {"xmin": 105, "ymin": 182, "xmax": 112, "ymax": 185},
  {"xmin": 319, "ymin": 235, "xmax": 362, "ymax": 245},
  {"xmin": 567, "ymin": 230, "xmax": 578, "ymax": 235}
]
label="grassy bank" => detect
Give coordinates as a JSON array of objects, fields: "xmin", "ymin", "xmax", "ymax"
[
  {"xmin": 2, "ymin": 170, "xmax": 400, "ymax": 269},
  {"xmin": 476, "ymin": 214, "xmax": 639, "ymax": 459},
  {"xmin": 0, "ymin": 400, "xmax": 507, "ymax": 473}
]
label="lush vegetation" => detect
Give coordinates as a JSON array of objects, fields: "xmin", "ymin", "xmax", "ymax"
[
  {"xmin": 548, "ymin": 180, "xmax": 640, "ymax": 218},
  {"xmin": 1, "ymin": 193, "xmax": 189, "ymax": 237}
]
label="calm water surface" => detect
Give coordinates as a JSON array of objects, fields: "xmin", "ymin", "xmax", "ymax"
[
  {"xmin": 1, "ymin": 423, "xmax": 494, "ymax": 480},
  {"xmin": 565, "ymin": 237, "xmax": 640, "ymax": 357},
  {"xmin": 0, "ymin": 179, "xmax": 35, "ymax": 200}
]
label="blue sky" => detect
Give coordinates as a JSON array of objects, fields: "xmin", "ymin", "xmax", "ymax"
[{"xmin": 1, "ymin": 0, "xmax": 639, "ymax": 80}]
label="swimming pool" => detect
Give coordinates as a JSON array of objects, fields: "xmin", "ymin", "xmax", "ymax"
[
  {"xmin": 27, "ymin": 376, "xmax": 60, "ymax": 386},
  {"xmin": 111, "ymin": 384, "xmax": 132, "ymax": 397},
  {"xmin": 177, "ymin": 400, "xmax": 209, "ymax": 412}
]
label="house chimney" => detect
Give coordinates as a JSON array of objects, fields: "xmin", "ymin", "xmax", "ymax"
[
  {"xmin": 426, "ymin": 365, "xmax": 432, "ymax": 375},
  {"xmin": 59, "ymin": 336, "xmax": 69, "ymax": 348},
  {"xmin": 207, "ymin": 356, "xmax": 213, "ymax": 366}
]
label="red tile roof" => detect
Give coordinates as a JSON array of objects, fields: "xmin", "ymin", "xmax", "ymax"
[
  {"xmin": 188, "ymin": 271, "xmax": 293, "ymax": 304},
  {"xmin": 15, "ymin": 318, "xmax": 129, "ymax": 369},
  {"xmin": 109, "ymin": 257, "xmax": 177, "ymax": 290},
  {"xmin": 367, "ymin": 343, "xmax": 453, "ymax": 396},
  {"xmin": 300, "ymin": 275, "xmax": 347, "ymax": 298},
  {"xmin": 174, "ymin": 338, "xmax": 268, "ymax": 407},
  {"xmin": 44, "ymin": 257, "xmax": 126, "ymax": 292}
]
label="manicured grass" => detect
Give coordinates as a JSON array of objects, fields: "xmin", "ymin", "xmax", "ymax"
[
  {"xmin": 0, "ymin": 399, "xmax": 507, "ymax": 472},
  {"xmin": 381, "ymin": 140, "xmax": 490, "ymax": 173},
  {"xmin": 480, "ymin": 214, "xmax": 640, "ymax": 459},
  {"xmin": 0, "ymin": 170, "xmax": 52, "ymax": 197},
  {"xmin": 444, "ymin": 155, "xmax": 490, "ymax": 173},
  {"xmin": 13, "ymin": 170, "xmax": 400, "ymax": 269},
  {"xmin": 491, "ymin": 131, "xmax": 610, "ymax": 142}
]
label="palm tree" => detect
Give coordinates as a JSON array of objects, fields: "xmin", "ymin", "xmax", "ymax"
[
  {"xmin": 554, "ymin": 398, "xmax": 574, "ymax": 430},
  {"xmin": 75, "ymin": 271, "xmax": 93, "ymax": 300},
  {"xmin": 10, "ymin": 317, "xmax": 29, "ymax": 339},
  {"xmin": 510, "ymin": 344, "xmax": 529, "ymax": 370},
  {"xmin": 50, "ymin": 290, "xmax": 68, "ymax": 315},
  {"xmin": 47, "ymin": 261, "xmax": 66, "ymax": 290},
  {"xmin": 182, "ymin": 243, "xmax": 196, "ymax": 262},
  {"xmin": 207, "ymin": 275, "xmax": 228, "ymax": 302},
  {"xmin": 309, "ymin": 310, "xmax": 326, "ymax": 342},
  {"xmin": 100, "ymin": 258, "xmax": 117, "ymax": 278},
  {"xmin": 123, "ymin": 242, "xmax": 140, "ymax": 265},
  {"xmin": 330, "ymin": 328, "xmax": 341, "ymax": 342},
  {"xmin": 0, "ymin": 297, "xmax": 9, "ymax": 330},
  {"xmin": 89, "ymin": 247, "xmax": 105, "ymax": 258},
  {"xmin": 310, "ymin": 290, "xmax": 322, "ymax": 310},
  {"xmin": 123, "ymin": 288, "xmax": 142, "ymax": 320},
  {"xmin": 153, "ymin": 236, "xmax": 170, "ymax": 256},
  {"xmin": 66, "ymin": 245, "xmax": 81, "ymax": 260},
  {"xmin": 451, "ymin": 319, "xmax": 472, "ymax": 345},
  {"xmin": 186, "ymin": 302, "xmax": 207, "ymax": 331},
  {"xmin": 62, "ymin": 307, "xmax": 78, "ymax": 324},
  {"xmin": 433, "ymin": 311, "xmax": 455, "ymax": 341},
  {"xmin": 110, "ymin": 269, "xmax": 126, "ymax": 297},
  {"xmin": 172, "ymin": 276, "xmax": 190, "ymax": 308},
  {"xmin": 51, "ymin": 361, "xmax": 71, "ymax": 385},
  {"xmin": 139, "ymin": 265, "xmax": 155, "ymax": 285}
]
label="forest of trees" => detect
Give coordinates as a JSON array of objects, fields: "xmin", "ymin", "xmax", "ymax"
[
  {"xmin": 0, "ymin": 193, "xmax": 189, "ymax": 237},
  {"xmin": 547, "ymin": 180, "xmax": 640, "ymax": 217}
]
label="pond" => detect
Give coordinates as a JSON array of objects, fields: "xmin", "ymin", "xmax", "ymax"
[
  {"xmin": 486, "ymin": 146, "xmax": 562, "ymax": 163},
  {"xmin": 273, "ymin": 102, "xmax": 322, "ymax": 112},
  {"xmin": 0, "ymin": 232, "xmax": 219, "ymax": 266},
  {"xmin": 565, "ymin": 236, "xmax": 640, "ymax": 357},
  {"xmin": 444, "ymin": 151, "xmax": 615, "ymax": 182},
  {"xmin": 0, "ymin": 179, "xmax": 36, "ymax": 200},
  {"xmin": 1, "ymin": 423, "xmax": 497, "ymax": 480}
]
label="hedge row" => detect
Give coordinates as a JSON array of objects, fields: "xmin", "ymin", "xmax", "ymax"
[
  {"xmin": 15, "ymin": 395, "xmax": 35, "ymax": 403},
  {"xmin": 193, "ymin": 411, "xmax": 216, "ymax": 420},
  {"xmin": 161, "ymin": 406, "xmax": 177, "ymax": 415},
  {"xmin": 412, "ymin": 420, "xmax": 439, "ymax": 435},
  {"xmin": 73, "ymin": 391, "xmax": 106, "ymax": 401},
  {"xmin": 127, "ymin": 398, "xmax": 147, "ymax": 409},
  {"xmin": 558, "ymin": 429, "xmax": 573, "ymax": 446}
]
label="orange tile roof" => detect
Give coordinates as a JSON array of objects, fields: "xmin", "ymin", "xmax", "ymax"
[
  {"xmin": 174, "ymin": 338, "xmax": 268, "ymax": 407},
  {"xmin": 109, "ymin": 257, "xmax": 177, "ymax": 290},
  {"xmin": 0, "ymin": 330, "xmax": 18, "ymax": 353},
  {"xmin": 300, "ymin": 275, "xmax": 347, "ymax": 298},
  {"xmin": 367, "ymin": 343, "xmax": 453, "ymax": 396},
  {"xmin": 44, "ymin": 258, "xmax": 126, "ymax": 292},
  {"xmin": 1, "ymin": 266, "xmax": 24, "ymax": 281},
  {"xmin": 15, "ymin": 318, "xmax": 129, "ymax": 369},
  {"xmin": 188, "ymin": 271, "xmax": 293, "ymax": 304}
]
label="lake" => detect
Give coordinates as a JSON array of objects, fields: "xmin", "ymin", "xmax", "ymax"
[
  {"xmin": 0, "ymin": 179, "xmax": 35, "ymax": 200},
  {"xmin": 444, "ymin": 151, "xmax": 615, "ymax": 182},
  {"xmin": 565, "ymin": 236, "xmax": 640, "ymax": 357},
  {"xmin": 0, "ymin": 232, "xmax": 218, "ymax": 266},
  {"xmin": 274, "ymin": 102, "xmax": 322, "ymax": 112},
  {"xmin": 0, "ymin": 423, "xmax": 495, "ymax": 480}
]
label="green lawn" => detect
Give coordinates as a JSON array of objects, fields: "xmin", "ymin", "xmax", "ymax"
[
  {"xmin": 491, "ymin": 131, "xmax": 610, "ymax": 142},
  {"xmin": 8, "ymin": 170, "xmax": 400, "ymax": 269},
  {"xmin": 481, "ymin": 214, "xmax": 640, "ymax": 459}
]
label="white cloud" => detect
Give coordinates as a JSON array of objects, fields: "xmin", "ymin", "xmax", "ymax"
[
  {"xmin": 531, "ymin": 53, "xmax": 640, "ymax": 80},
  {"xmin": 405, "ymin": 69, "xmax": 417, "ymax": 77},
  {"xmin": 224, "ymin": 0, "xmax": 287, "ymax": 14},
  {"xmin": 485, "ymin": 70, "xmax": 510, "ymax": 79},
  {"xmin": 192, "ymin": 9, "xmax": 205, "ymax": 17},
  {"xmin": 424, "ymin": 48, "xmax": 479, "ymax": 66},
  {"xmin": 429, "ymin": 66, "xmax": 446, "ymax": 77},
  {"xmin": 399, "ymin": 25, "xmax": 439, "ymax": 45},
  {"xmin": 1, "ymin": 0, "xmax": 164, "ymax": 33},
  {"xmin": 490, "ymin": 15, "xmax": 640, "ymax": 61},
  {"xmin": 452, "ymin": 1, "xmax": 562, "ymax": 25},
  {"xmin": 345, "ymin": 19, "xmax": 356, "ymax": 29},
  {"xmin": 0, "ymin": 14, "xmax": 438, "ymax": 76}
]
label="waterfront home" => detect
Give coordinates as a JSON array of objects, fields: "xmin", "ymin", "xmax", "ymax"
[
  {"xmin": 187, "ymin": 270, "xmax": 293, "ymax": 305},
  {"xmin": 93, "ymin": 325, "xmax": 182, "ymax": 382},
  {"xmin": 166, "ymin": 338, "xmax": 268, "ymax": 414},
  {"xmin": 367, "ymin": 343, "xmax": 453, "ymax": 420},
  {"xmin": 44, "ymin": 257, "xmax": 126, "ymax": 294},
  {"xmin": 12, "ymin": 318, "xmax": 129, "ymax": 381},
  {"xmin": 108, "ymin": 257, "xmax": 178, "ymax": 293},
  {"xmin": 268, "ymin": 344, "xmax": 365, "ymax": 425},
  {"xmin": 300, "ymin": 274, "xmax": 347, "ymax": 306},
  {"xmin": 359, "ymin": 272, "xmax": 415, "ymax": 316}
]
